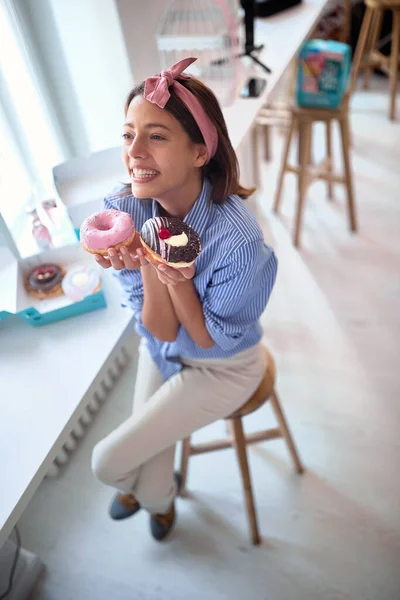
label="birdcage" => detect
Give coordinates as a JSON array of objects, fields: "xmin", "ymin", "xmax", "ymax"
[{"xmin": 157, "ymin": 0, "xmax": 242, "ymax": 108}]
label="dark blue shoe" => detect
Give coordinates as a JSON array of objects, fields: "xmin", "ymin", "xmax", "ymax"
[
  {"xmin": 149, "ymin": 472, "xmax": 181, "ymax": 541},
  {"xmin": 109, "ymin": 492, "xmax": 141, "ymax": 521},
  {"xmin": 150, "ymin": 502, "xmax": 176, "ymax": 541}
]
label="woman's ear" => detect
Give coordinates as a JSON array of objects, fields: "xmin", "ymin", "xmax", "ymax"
[{"xmin": 193, "ymin": 144, "xmax": 208, "ymax": 168}]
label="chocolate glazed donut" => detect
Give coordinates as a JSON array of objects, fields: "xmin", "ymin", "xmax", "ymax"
[
  {"xmin": 25, "ymin": 264, "xmax": 65, "ymax": 299},
  {"xmin": 140, "ymin": 217, "xmax": 201, "ymax": 267}
]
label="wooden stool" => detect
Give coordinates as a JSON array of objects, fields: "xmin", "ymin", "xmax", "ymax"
[
  {"xmin": 351, "ymin": 0, "xmax": 400, "ymax": 120},
  {"xmin": 256, "ymin": 58, "xmax": 298, "ymax": 163},
  {"xmin": 179, "ymin": 347, "xmax": 304, "ymax": 546},
  {"xmin": 256, "ymin": 103, "xmax": 292, "ymax": 163},
  {"xmin": 273, "ymin": 94, "xmax": 357, "ymax": 248},
  {"xmin": 255, "ymin": 2, "xmax": 353, "ymax": 165},
  {"xmin": 342, "ymin": 0, "xmax": 353, "ymax": 44}
]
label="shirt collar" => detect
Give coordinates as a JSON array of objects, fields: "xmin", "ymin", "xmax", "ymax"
[{"xmin": 151, "ymin": 178, "xmax": 213, "ymax": 239}]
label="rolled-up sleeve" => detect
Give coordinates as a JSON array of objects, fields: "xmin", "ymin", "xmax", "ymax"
[{"xmin": 202, "ymin": 240, "xmax": 278, "ymax": 351}]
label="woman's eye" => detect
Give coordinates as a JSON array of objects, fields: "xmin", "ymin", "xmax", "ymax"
[
  {"xmin": 151, "ymin": 134, "xmax": 165, "ymax": 141},
  {"xmin": 122, "ymin": 133, "xmax": 132, "ymax": 141}
]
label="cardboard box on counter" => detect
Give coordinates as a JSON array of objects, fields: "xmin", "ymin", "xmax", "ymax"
[{"xmin": 0, "ymin": 243, "xmax": 106, "ymax": 327}]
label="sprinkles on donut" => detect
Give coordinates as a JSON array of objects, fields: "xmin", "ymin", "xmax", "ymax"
[{"xmin": 80, "ymin": 209, "xmax": 136, "ymax": 256}]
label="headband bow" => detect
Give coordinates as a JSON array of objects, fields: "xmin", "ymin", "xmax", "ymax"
[{"xmin": 144, "ymin": 57, "xmax": 218, "ymax": 164}]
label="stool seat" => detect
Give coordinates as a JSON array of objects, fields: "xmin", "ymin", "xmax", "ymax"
[
  {"xmin": 291, "ymin": 93, "xmax": 350, "ymax": 122},
  {"xmin": 228, "ymin": 347, "xmax": 276, "ymax": 419},
  {"xmin": 179, "ymin": 345, "xmax": 304, "ymax": 546}
]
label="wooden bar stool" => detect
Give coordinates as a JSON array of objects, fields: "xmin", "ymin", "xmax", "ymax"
[
  {"xmin": 179, "ymin": 346, "xmax": 304, "ymax": 546},
  {"xmin": 255, "ymin": 58, "xmax": 298, "ymax": 163},
  {"xmin": 273, "ymin": 93, "xmax": 357, "ymax": 248},
  {"xmin": 342, "ymin": 0, "xmax": 353, "ymax": 44},
  {"xmin": 351, "ymin": 0, "xmax": 400, "ymax": 120}
]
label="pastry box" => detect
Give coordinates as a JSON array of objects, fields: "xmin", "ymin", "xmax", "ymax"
[
  {"xmin": 296, "ymin": 39, "xmax": 351, "ymax": 109},
  {"xmin": 0, "ymin": 243, "xmax": 106, "ymax": 327}
]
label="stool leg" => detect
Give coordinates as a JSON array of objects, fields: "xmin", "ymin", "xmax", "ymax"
[
  {"xmin": 269, "ymin": 390, "xmax": 304, "ymax": 474},
  {"xmin": 350, "ymin": 5, "xmax": 374, "ymax": 94},
  {"xmin": 251, "ymin": 126, "xmax": 260, "ymax": 188},
  {"xmin": 294, "ymin": 120, "xmax": 312, "ymax": 248},
  {"xmin": 389, "ymin": 10, "xmax": 400, "ymax": 121},
  {"xmin": 288, "ymin": 56, "xmax": 297, "ymax": 99},
  {"xmin": 263, "ymin": 124, "xmax": 272, "ymax": 161},
  {"xmin": 341, "ymin": 0, "xmax": 352, "ymax": 44},
  {"xmin": 179, "ymin": 437, "xmax": 191, "ymax": 497},
  {"xmin": 339, "ymin": 114, "xmax": 357, "ymax": 232},
  {"xmin": 363, "ymin": 9, "xmax": 383, "ymax": 90},
  {"xmin": 273, "ymin": 115, "xmax": 296, "ymax": 214},
  {"xmin": 325, "ymin": 120, "xmax": 334, "ymax": 201},
  {"xmin": 230, "ymin": 418, "xmax": 261, "ymax": 545}
]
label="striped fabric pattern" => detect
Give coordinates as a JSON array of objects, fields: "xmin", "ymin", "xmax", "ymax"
[{"xmin": 104, "ymin": 179, "xmax": 278, "ymax": 380}]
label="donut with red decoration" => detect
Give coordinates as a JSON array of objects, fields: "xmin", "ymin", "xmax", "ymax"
[
  {"xmin": 24, "ymin": 264, "xmax": 66, "ymax": 299},
  {"xmin": 140, "ymin": 217, "xmax": 201, "ymax": 269}
]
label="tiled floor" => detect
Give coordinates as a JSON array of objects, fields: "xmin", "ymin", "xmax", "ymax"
[{"xmin": 19, "ymin": 79, "xmax": 400, "ymax": 600}]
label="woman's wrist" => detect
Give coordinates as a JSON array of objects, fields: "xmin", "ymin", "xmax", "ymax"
[{"xmin": 168, "ymin": 277, "xmax": 192, "ymax": 290}]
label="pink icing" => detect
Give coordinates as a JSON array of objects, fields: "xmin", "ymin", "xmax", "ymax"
[{"xmin": 80, "ymin": 209, "xmax": 135, "ymax": 250}]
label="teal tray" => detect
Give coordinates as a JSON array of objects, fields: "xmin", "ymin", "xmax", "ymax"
[{"xmin": 17, "ymin": 287, "xmax": 107, "ymax": 327}]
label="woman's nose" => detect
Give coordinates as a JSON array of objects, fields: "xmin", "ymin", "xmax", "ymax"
[{"xmin": 128, "ymin": 136, "xmax": 146, "ymax": 158}]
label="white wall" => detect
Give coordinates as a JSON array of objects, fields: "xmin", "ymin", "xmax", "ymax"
[
  {"xmin": 115, "ymin": 0, "xmax": 168, "ymax": 83},
  {"xmin": 14, "ymin": 0, "xmax": 134, "ymax": 157},
  {"xmin": 12, "ymin": 0, "xmax": 173, "ymax": 157},
  {"xmin": 47, "ymin": 0, "xmax": 133, "ymax": 154}
]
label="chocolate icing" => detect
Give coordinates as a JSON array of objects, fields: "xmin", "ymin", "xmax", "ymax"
[
  {"xmin": 141, "ymin": 217, "xmax": 201, "ymax": 264},
  {"xmin": 28, "ymin": 264, "xmax": 64, "ymax": 292}
]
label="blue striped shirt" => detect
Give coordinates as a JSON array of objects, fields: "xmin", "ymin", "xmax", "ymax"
[{"xmin": 104, "ymin": 178, "xmax": 278, "ymax": 380}]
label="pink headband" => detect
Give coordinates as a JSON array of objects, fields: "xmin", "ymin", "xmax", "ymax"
[{"xmin": 144, "ymin": 57, "xmax": 218, "ymax": 164}]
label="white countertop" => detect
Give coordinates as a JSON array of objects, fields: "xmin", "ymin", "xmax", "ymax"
[
  {"xmin": 0, "ymin": 269, "xmax": 134, "ymax": 548},
  {"xmin": 224, "ymin": 0, "xmax": 328, "ymax": 150}
]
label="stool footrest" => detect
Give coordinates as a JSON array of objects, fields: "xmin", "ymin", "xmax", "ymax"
[
  {"xmin": 286, "ymin": 164, "xmax": 346, "ymax": 185},
  {"xmin": 245, "ymin": 428, "xmax": 283, "ymax": 444},
  {"xmin": 190, "ymin": 439, "xmax": 233, "ymax": 454},
  {"xmin": 189, "ymin": 427, "xmax": 283, "ymax": 455}
]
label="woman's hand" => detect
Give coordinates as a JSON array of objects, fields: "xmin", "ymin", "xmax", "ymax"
[
  {"xmin": 143, "ymin": 254, "xmax": 195, "ymax": 285},
  {"xmin": 94, "ymin": 236, "xmax": 143, "ymax": 271},
  {"xmin": 94, "ymin": 247, "xmax": 140, "ymax": 271}
]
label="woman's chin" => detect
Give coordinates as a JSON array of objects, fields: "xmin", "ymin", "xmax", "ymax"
[{"xmin": 131, "ymin": 180, "xmax": 161, "ymax": 199}]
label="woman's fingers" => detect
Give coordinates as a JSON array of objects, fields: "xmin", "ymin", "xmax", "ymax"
[
  {"xmin": 179, "ymin": 265, "xmax": 195, "ymax": 279},
  {"xmin": 107, "ymin": 248, "xmax": 125, "ymax": 270},
  {"xmin": 94, "ymin": 248, "xmax": 140, "ymax": 271},
  {"xmin": 120, "ymin": 246, "xmax": 140, "ymax": 270},
  {"xmin": 157, "ymin": 271, "xmax": 172, "ymax": 285},
  {"xmin": 157, "ymin": 263, "xmax": 195, "ymax": 283},
  {"xmin": 94, "ymin": 254, "xmax": 112, "ymax": 269},
  {"xmin": 136, "ymin": 248, "xmax": 151, "ymax": 268}
]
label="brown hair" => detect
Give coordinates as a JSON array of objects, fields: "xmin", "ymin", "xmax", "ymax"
[{"xmin": 124, "ymin": 77, "xmax": 255, "ymax": 204}]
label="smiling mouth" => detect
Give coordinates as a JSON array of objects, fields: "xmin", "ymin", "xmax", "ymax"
[{"xmin": 131, "ymin": 168, "xmax": 159, "ymax": 180}]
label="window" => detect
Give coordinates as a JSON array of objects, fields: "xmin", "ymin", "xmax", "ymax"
[{"xmin": 0, "ymin": 0, "xmax": 65, "ymax": 256}]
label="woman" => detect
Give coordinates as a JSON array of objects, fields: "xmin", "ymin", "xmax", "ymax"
[{"xmin": 91, "ymin": 58, "xmax": 278, "ymax": 541}]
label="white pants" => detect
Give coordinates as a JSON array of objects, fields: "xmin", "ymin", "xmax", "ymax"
[{"xmin": 91, "ymin": 340, "xmax": 266, "ymax": 514}]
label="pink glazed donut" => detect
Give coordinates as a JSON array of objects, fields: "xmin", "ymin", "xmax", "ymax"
[{"xmin": 80, "ymin": 209, "xmax": 136, "ymax": 256}]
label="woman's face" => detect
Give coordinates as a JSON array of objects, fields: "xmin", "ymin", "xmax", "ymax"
[{"xmin": 122, "ymin": 95, "xmax": 206, "ymax": 201}]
